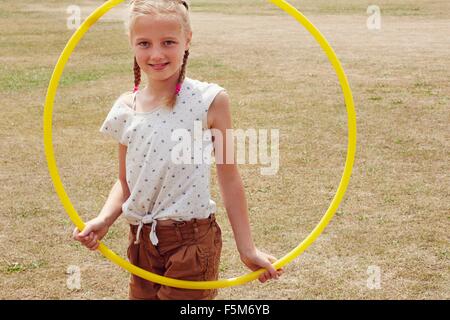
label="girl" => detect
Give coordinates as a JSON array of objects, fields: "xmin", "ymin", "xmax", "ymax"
[{"xmin": 73, "ymin": 0, "xmax": 283, "ymax": 300}]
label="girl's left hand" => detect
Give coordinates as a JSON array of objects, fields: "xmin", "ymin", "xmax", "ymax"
[{"xmin": 240, "ymin": 248, "xmax": 284, "ymax": 283}]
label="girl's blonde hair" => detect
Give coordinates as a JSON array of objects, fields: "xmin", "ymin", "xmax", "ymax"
[{"xmin": 126, "ymin": 0, "xmax": 191, "ymax": 109}]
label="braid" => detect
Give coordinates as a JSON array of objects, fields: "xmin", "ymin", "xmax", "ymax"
[
  {"xmin": 180, "ymin": 0, "xmax": 189, "ymax": 11},
  {"xmin": 133, "ymin": 56, "xmax": 141, "ymax": 92},
  {"xmin": 165, "ymin": 49, "xmax": 189, "ymax": 109},
  {"xmin": 178, "ymin": 49, "xmax": 189, "ymax": 88}
]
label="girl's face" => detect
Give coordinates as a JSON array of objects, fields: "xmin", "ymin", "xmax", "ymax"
[{"xmin": 130, "ymin": 14, "xmax": 191, "ymax": 81}]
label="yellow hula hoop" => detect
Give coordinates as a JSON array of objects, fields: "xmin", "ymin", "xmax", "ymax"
[{"xmin": 43, "ymin": 0, "xmax": 357, "ymax": 290}]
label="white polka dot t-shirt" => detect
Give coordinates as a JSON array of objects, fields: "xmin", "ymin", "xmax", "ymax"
[{"xmin": 99, "ymin": 77, "xmax": 226, "ymax": 245}]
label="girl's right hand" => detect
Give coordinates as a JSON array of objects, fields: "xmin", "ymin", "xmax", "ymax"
[{"xmin": 72, "ymin": 217, "xmax": 110, "ymax": 251}]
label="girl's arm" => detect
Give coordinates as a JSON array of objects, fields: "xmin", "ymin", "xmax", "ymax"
[
  {"xmin": 73, "ymin": 144, "xmax": 130, "ymax": 250},
  {"xmin": 209, "ymin": 91, "xmax": 283, "ymax": 283},
  {"xmin": 98, "ymin": 143, "xmax": 130, "ymax": 226},
  {"xmin": 97, "ymin": 178, "xmax": 129, "ymax": 227}
]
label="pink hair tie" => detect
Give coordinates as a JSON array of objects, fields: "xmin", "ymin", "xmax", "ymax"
[
  {"xmin": 175, "ymin": 83, "xmax": 182, "ymax": 94},
  {"xmin": 133, "ymin": 85, "xmax": 139, "ymax": 93}
]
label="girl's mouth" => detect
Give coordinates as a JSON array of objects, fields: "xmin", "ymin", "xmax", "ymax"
[{"xmin": 150, "ymin": 62, "xmax": 169, "ymax": 71}]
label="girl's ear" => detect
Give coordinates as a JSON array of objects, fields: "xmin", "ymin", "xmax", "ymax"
[
  {"xmin": 185, "ymin": 31, "xmax": 193, "ymax": 50},
  {"xmin": 128, "ymin": 36, "xmax": 135, "ymax": 51}
]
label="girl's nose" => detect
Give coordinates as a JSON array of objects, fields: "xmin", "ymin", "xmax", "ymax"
[{"xmin": 149, "ymin": 48, "xmax": 165, "ymax": 60}]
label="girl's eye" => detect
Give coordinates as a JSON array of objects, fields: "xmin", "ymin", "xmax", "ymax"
[{"xmin": 138, "ymin": 41, "xmax": 174, "ymax": 47}]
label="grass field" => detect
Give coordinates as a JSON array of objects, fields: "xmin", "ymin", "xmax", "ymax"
[{"xmin": 1, "ymin": 0, "xmax": 449, "ymax": 299}]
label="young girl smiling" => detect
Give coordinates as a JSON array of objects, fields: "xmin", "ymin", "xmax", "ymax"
[{"xmin": 73, "ymin": 0, "xmax": 283, "ymax": 300}]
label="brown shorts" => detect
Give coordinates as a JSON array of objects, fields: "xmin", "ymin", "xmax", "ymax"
[{"xmin": 127, "ymin": 214, "xmax": 222, "ymax": 300}]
